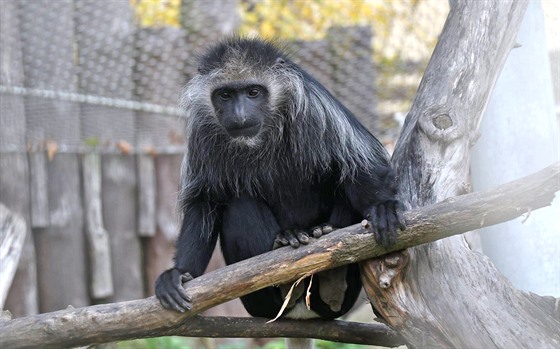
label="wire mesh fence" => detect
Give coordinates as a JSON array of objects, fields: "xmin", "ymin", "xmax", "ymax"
[
  {"xmin": 1, "ymin": 0, "xmax": 448, "ymax": 155},
  {"xmin": 0, "ymin": 0, "xmax": 448, "ymax": 318}
]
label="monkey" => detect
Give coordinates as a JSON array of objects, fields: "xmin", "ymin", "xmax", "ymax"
[{"xmin": 155, "ymin": 37, "xmax": 405, "ymax": 326}]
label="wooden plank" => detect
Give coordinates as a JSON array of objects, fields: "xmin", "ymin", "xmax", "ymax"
[
  {"xmin": 75, "ymin": 0, "xmax": 143, "ymax": 302},
  {"xmin": 0, "ymin": 0, "xmax": 38, "ymax": 317},
  {"xmin": 19, "ymin": 0, "xmax": 88, "ymax": 312},
  {"xmin": 144, "ymin": 155, "xmax": 182, "ymax": 295},
  {"xmin": 82, "ymin": 153, "xmax": 113, "ymax": 299},
  {"xmin": 100, "ymin": 155, "xmax": 143, "ymax": 301},
  {"xmin": 27, "ymin": 152, "xmax": 49, "ymax": 227},
  {"xmin": 137, "ymin": 154, "xmax": 156, "ymax": 237},
  {"xmin": 0, "ymin": 204, "xmax": 27, "ymax": 308}
]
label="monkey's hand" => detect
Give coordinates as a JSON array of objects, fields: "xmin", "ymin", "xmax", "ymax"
[
  {"xmin": 155, "ymin": 268, "xmax": 194, "ymax": 312},
  {"xmin": 273, "ymin": 224, "xmax": 335, "ymax": 249},
  {"xmin": 367, "ymin": 200, "xmax": 406, "ymax": 249}
]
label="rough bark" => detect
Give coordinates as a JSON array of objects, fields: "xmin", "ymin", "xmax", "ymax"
[
  {"xmin": 0, "ymin": 163, "xmax": 557, "ymax": 349},
  {"xmin": 361, "ymin": 1, "xmax": 559, "ymax": 348}
]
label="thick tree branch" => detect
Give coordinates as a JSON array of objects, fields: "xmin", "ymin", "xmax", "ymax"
[{"xmin": 0, "ymin": 162, "xmax": 558, "ymax": 349}]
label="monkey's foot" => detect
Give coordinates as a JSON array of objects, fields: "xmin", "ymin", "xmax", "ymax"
[
  {"xmin": 367, "ymin": 200, "xmax": 406, "ymax": 249},
  {"xmin": 273, "ymin": 224, "xmax": 335, "ymax": 249}
]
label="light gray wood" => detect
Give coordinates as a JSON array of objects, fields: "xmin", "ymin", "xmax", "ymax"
[
  {"xmin": 101, "ymin": 155, "xmax": 143, "ymax": 301},
  {"xmin": 0, "ymin": 162, "xmax": 557, "ymax": 348},
  {"xmin": 0, "ymin": 315, "xmax": 402, "ymax": 349},
  {"xmin": 0, "ymin": 0, "xmax": 38, "ymax": 317},
  {"xmin": 137, "ymin": 155, "xmax": 156, "ymax": 237},
  {"xmin": 144, "ymin": 155, "xmax": 182, "ymax": 295},
  {"xmin": 360, "ymin": 1, "xmax": 558, "ymax": 349},
  {"xmin": 0, "ymin": 204, "xmax": 27, "ymax": 308},
  {"xmin": 19, "ymin": 0, "xmax": 88, "ymax": 312},
  {"xmin": 75, "ymin": 0, "xmax": 143, "ymax": 302},
  {"xmin": 27, "ymin": 152, "xmax": 49, "ymax": 227},
  {"xmin": 82, "ymin": 153, "xmax": 114, "ymax": 299}
]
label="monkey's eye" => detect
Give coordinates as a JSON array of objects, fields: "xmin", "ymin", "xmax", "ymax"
[
  {"xmin": 247, "ymin": 88, "xmax": 260, "ymax": 98},
  {"xmin": 219, "ymin": 91, "xmax": 231, "ymax": 101}
]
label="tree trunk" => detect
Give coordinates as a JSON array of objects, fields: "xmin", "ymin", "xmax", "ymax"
[{"xmin": 360, "ymin": 1, "xmax": 559, "ymax": 348}]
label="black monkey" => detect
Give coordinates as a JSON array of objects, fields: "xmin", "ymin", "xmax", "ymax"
[{"xmin": 155, "ymin": 37, "xmax": 405, "ymax": 320}]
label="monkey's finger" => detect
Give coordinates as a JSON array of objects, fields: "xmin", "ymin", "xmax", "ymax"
[
  {"xmin": 386, "ymin": 212, "xmax": 398, "ymax": 247},
  {"xmin": 169, "ymin": 288, "xmax": 192, "ymax": 312},
  {"xmin": 295, "ymin": 230, "xmax": 310, "ymax": 244},
  {"xmin": 373, "ymin": 228, "xmax": 382, "ymax": 247},
  {"xmin": 312, "ymin": 226, "xmax": 323, "ymax": 238},
  {"xmin": 158, "ymin": 294, "xmax": 172, "ymax": 309},
  {"xmin": 273, "ymin": 233, "xmax": 289, "ymax": 249},
  {"xmin": 377, "ymin": 204, "xmax": 392, "ymax": 248},
  {"xmin": 376, "ymin": 204, "xmax": 388, "ymax": 235},
  {"xmin": 396, "ymin": 203, "xmax": 406, "ymax": 231},
  {"xmin": 321, "ymin": 224, "xmax": 334, "ymax": 234},
  {"xmin": 366, "ymin": 206, "xmax": 377, "ymax": 227},
  {"xmin": 172, "ymin": 272, "xmax": 192, "ymax": 304},
  {"xmin": 284, "ymin": 230, "xmax": 300, "ymax": 248},
  {"xmin": 162, "ymin": 292, "xmax": 183, "ymax": 313}
]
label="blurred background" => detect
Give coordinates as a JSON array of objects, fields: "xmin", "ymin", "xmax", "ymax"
[{"xmin": 0, "ymin": 1, "xmax": 558, "ymax": 348}]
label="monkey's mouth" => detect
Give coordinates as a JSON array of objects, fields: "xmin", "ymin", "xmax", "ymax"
[{"xmin": 225, "ymin": 124, "xmax": 261, "ymax": 138}]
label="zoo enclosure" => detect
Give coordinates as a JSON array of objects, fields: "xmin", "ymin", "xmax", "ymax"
[{"xmin": 0, "ymin": 0, "xmax": 385, "ymax": 315}]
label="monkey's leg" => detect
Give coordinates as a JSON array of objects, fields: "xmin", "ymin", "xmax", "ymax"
[{"xmin": 221, "ymin": 194, "xmax": 285, "ymax": 318}]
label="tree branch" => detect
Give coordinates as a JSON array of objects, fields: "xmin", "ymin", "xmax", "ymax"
[{"xmin": 0, "ymin": 162, "xmax": 557, "ymax": 349}]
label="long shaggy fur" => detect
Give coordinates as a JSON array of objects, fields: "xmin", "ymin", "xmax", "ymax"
[
  {"xmin": 178, "ymin": 37, "xmax": 390, "ymax": 223},
  {"xmin": 155, "ymin": 37, "xmax": 403, "ymax": 326}
]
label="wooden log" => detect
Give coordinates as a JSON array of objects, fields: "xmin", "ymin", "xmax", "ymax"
[
  {"xmin": 0, "ymin": 0, "xmax": 38, "ymax": 317},
  {"xmin": 101, "ymin": 155, "xmax": 143, "ymax": 301},
  {"xmin": 361, "ymin": 1, "xmax": 558, "ymax": 348},
  {"xmin": 82, "ymin": 153, "xmax": 114, "ymax": 299},
  {"xmin": 0, "ymin": 204, "xmax": 27, "ymax": 308},
  {"xmin": 27, "ymin": 152, "xmax": 49, "ymax": 227},
  {"xmin": 0, "ymin": 162, "xmax": 557, "ymax": 349}
]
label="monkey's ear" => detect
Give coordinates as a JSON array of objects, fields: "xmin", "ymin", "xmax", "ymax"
[{"xmin": 275, "ymin": 57, "xmax": 286, "ymax": 64}]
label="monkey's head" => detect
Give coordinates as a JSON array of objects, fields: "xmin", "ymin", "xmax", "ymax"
[{"xmin": 183, "ymin": 37, "xmax": 297, "ymax": 145}]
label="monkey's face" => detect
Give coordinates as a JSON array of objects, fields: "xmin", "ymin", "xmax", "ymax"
[{"xmin": 211, "ymin": 83, "xmax": 269, "ymax": 139}]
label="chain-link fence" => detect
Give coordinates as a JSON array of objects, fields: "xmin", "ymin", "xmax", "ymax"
[{"xmin": 0, "ymin": 0, "xmax": 448, "ymax": 322}]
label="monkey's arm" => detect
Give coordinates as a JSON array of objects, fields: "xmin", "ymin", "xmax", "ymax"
[
  {"xmin": 344, "ymin": 166, "xmax": 406, "ymax": 248},
  {"xmin": 155, "ymin": 200, "xmax": 220, "ymax": 312}
]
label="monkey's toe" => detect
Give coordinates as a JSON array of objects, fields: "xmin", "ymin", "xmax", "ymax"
[
  {"xmin": 311, "ymin": 224, "xmax": 335, "ymax": 238},
  {"xmin": 273, "ymin": 229, "xmax": 310, "ymax": 249}
]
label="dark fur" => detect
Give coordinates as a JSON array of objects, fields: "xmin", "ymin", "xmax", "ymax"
[{"xmin": 155, "ymin": 37, "xmax": 405, "ymax": 319}]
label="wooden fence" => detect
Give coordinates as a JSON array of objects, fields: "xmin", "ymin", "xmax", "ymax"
[{"xmin": 0, "ymin": 0, "xmax": 375, "ymax": 317}]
